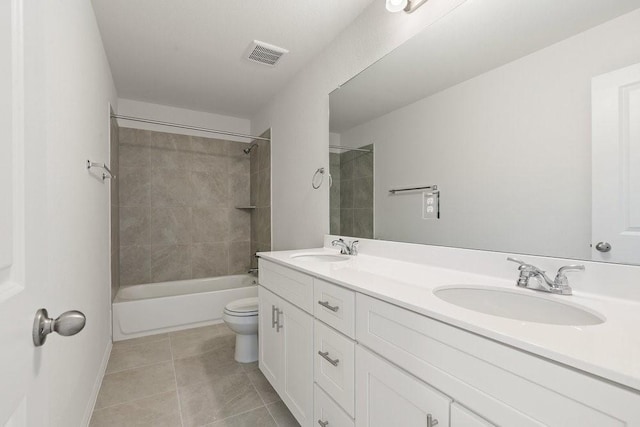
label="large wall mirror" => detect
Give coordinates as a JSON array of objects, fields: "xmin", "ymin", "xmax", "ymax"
[{"xmin": 329, "ymin": 0, "xmax": 640, "ymax": 265}]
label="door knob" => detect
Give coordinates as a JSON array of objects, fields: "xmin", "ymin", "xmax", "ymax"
[
  {"xmin": 595, "ymin": 242, "xmax": 612, "ymax": 253},
  {"xmin": 33, "ymin": 308, "xmax": 86, "ymax": 347}
]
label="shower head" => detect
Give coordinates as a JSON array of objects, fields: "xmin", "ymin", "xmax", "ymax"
[{"xmin": 243, "ymin": 144, "xmax": 258, "ymax": 155}]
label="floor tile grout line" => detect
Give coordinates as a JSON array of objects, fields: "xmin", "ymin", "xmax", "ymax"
[
  {"xmin": 113, "ymin": 335, "xmax": 170, "ymax": 348},
  {"xmin": 169, "ymin": 335, "xmax": 186, "ymax": 427},
  {"xmin": 245, "ymin": 370, "xmax": 269, "ymax": 407},
  {"xmin": 199, "ymin": 403, "xmax": 269, "ymax": 427},
  {"xmin": 92, "ymin": 388, "xmax": 179, "ymax": 413},
  {"xmin": 102, "ymin": 357, "xmax": 174, "ymax": 377},
  {"xmin": 264, "ymin": 402, "xmax": 283, "ymax": 427}
]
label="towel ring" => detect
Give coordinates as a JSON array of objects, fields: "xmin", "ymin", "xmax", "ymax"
[{"xmin": 312, "ymin": 167, "xmax": 332, "ymax": 189}]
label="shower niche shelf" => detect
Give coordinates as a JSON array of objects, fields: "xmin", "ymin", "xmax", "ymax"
[{"xmin": 235, "ymin": 206, "xmax": 257, "ymax": 209}]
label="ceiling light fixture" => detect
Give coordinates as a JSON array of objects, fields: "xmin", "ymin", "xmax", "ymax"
[{"xmin": 386, "ymin": 0, "xmax": 429, "ymax": 13}]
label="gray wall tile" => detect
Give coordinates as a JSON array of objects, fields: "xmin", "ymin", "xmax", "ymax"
[
  {"xmin": 119, "ymin": 127, "xmax": 152, "ymax": 146},
  {"xmin": 119, "ymin": 144, "xmax": 150, "ymax": 169},
  {"xmin": 152, "ymin": 169, "xmax": 193, "ymax": 207},
  {"xmin": 110, "ymin": 115, "xmax": 120, "ymax": 301},
  {"xmin": 340, "ymin": 179, "xmax": 354, "ymax": 209},
  {"xmin": 353, "ymin": 208, "xmax": 374, "ymax": 239},
  {"xmin": 119, "ymin": 167, "xmax": 151, "ymax": 207},
  {"xmin": 256, "ymin": 168, "xmax": 270, "ymax": 208},
  {"xmin": 354, "ymin": 176, "xmax": 373, "ymax": 208},
  {"xmin": 149, "ymin": 207, "xmax": 192, "ymax": 245},
  {"xmin": 229, "ymin": 241, "xmax": 251, "ymax": 275},
  {"xmin": 118, "ymin": 128, "xmax": 261, "ymax": 286},
  {"xmin": 192, "ymin": 207, "xmax": 230, "ymax": 243},
  {"xmin": 229, "ymin": 209, "xmax": 250, "ymax": 242},
  {"xmin": 192, "ymin": 243, "xmax": 229, "ymax": 278},
  {"xmin": 120, "ymin": 245, "xmax": 151, "ymax": 286},
  {"xmin": 191, "ymin": 170, "xmax": 229, "ymax": 207},
  {"xmin": 151, "ymin": 245, "xmax": 192, "ymax": 282},
  {"xmin": 120, "ymin": 206, "xmax": 151, "ymax": 246}
]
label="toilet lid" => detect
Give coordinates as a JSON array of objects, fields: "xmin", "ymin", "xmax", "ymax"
[{"xmin": 224, "ymin": 297, "xmax": 258, "ymax": 316}]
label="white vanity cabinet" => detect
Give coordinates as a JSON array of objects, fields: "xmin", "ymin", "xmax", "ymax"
[
  {"xmin": 258, "ymin": 261, "xmax": 314, "ymax": 426},
  {"xmin": 258, "ymin": 257, "xmax": 640, "ymax": 427},
  {"xmin": 450, "ymin": 404, "xmax": 494, "ymax": 427},
  {"xmin": 355, "ymin": 345, "xmax": 450, "ymax": 427},
  {"xmin": 356, "ymin": 293, "xmax": 640, "ymax": 426}
]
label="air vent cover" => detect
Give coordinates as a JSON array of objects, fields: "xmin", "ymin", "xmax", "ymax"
[{"xmin": 245, "ymin": 40, "xmax": 288, "ymax": 67}]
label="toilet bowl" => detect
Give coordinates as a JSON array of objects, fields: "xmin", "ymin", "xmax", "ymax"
[{"xmin": 223, "ymin": 297, "xmax": 259, "ymax": 363}]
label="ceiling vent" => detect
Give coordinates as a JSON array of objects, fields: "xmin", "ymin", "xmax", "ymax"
[{"xmin": 245, "ymin": 40, "xmax": 288, "ymax": 67}]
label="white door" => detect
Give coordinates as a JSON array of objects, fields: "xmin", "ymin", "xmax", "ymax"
[
  {"xmin": 258, "ymin": 286, "xmax": 283, "ymax": 387},
  {"xmin": 592, "ymin": 63, "xmax": 640, "ymax": 264},
  {"xmin": 355, "ymin": 346, "xmax": 450, "ymax": 427},
  {"xmin": 281, "ymin": 298, "xmax": 314, "ymax": 427},
  {"xmin": 1, "ymin": 0, "xmax": 48, "ymax": 425}
]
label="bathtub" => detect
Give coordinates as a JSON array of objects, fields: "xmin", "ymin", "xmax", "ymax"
[{"xmin": 112, "ymin": 274, "xmax": 258, "ymax": 341}]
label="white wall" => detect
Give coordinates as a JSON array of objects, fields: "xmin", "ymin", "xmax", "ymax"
[
  {"xmin": 117, "ymin": 98, "xmax": 251, "ymax": 142},
  {"xmin": 250, "ymin": 0, "xmax": 467, "ymax": 250},
  {"xmin": 42, "ymin": 1, "xmax": 118, "ymax": 425},
  {"xmin": 339, "ymin": 9, "xmax": 640, "ymax": 261}
]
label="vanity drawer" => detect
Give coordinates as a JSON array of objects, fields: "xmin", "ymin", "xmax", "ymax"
[
  {"xmin": 314, "ymin": 320, "xmax": 355, "ymax": 416},
  {"xmin": 356, "ymin": 293, "xmax": 637, "ymax": 426},
  {"xmin": 259, "ymin": 259, "xmax": 314, "ymax": 313},
  {"xmin": 314, "ymin": 384, "xmax": 354, "ymax": 427},
  {"xmin": 314, "ymin": 279, "xmax": 356, "ymax": 339}
]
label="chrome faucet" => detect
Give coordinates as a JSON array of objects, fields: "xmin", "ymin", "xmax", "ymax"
[
  {"xmin": 331, "ymin": 238, "xmax": 359, "ymax": 255},
  {"xmin": 507, "ymin": 257, "xmax": 584, "ymax": 296}
]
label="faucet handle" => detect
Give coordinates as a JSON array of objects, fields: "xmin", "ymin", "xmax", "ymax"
[
  {"xmin": 507, "ymin": 257, "xmax": 537, "ymax": 271},
  {"xmin": 507, "ymin": 257, "xmax": 527, "ymax": 266},
  {"xmin": 350, "ymin": 240, "xmax": 359, "ymax": 255},
  {"xmin": 557, "ymin": 264, "xmax": 585, "ymax": 274},
  {"xmin": 555, "ymin": 264, "xmax": 585, "ymax": 283}
]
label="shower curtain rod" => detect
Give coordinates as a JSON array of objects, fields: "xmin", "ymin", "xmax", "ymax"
[
  {"xmin": 329, "ymin": 145, "xmax": 372, "ymax": 153},
  {"xmin": 111, "ymin": 114, "xmax": 271, "ymax": 141}
]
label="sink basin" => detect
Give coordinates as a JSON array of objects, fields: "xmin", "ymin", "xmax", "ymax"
[
  {"xmin": 434, "ymin": 286, "xmax": 604, "ymax": 326},
  {"xmin": 290, "ymin": 253, "xmax": 350, "ymax": 263}
]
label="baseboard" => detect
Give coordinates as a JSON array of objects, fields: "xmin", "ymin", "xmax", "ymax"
[{"xmin": 81, "ymin": 339, "xmax": 112, "ymax": 426}]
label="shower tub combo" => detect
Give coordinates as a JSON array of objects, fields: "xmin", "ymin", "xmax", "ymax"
[{"xmin": 112, "ymin": 274, "xmax": 258, "ymax": 341}]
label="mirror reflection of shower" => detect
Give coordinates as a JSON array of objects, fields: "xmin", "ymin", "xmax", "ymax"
[
  {"xmin": 329, "ymin": 144, "xmax": 374, "ymax": 238},
  {"xmin": 244, "ymin": 143, "xmax": 258, "ymax": 154}
]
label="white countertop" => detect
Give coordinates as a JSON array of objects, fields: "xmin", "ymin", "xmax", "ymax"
[{"xmin": 258, "ymin": 248, "xmax": 640, "ymax": 392}]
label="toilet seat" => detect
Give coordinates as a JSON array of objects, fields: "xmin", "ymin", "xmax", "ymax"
[{"xmin": 224, "ymin": 297, "xmax": 258, "ymax": 317}]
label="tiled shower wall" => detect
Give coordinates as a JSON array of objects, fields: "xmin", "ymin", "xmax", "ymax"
[
  {"xmin": 118, "ymin": 128, "xmax": 252, "ymax": 286},
  {"xmin": 330, "ymin": 145, "xmax": 373, "ymax": 238},
  {"xmin": 110, "ymin": 114, "xmax": 120, "ymax": 300},
  {"xmin": 330, "ymin": 152, "xmax": 341, "ymax": 234},
  {"xmin": 250, "ymin": 130, "xmax": 271, "ymax": 266}
]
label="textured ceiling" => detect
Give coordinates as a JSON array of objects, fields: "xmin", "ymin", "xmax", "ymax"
[{"xmin": 92, "ymin": 0, "xmax": 375, "ymax": 118}]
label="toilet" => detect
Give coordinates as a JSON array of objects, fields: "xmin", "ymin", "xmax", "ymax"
[{"xmin": 223, "ymin": 297, "xmax": 259, "ymax": 363}]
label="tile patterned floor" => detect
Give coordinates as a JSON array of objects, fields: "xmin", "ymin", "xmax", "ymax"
[{"xmin": 90, "ymin": 324, "xmax": 299, "ymax": 427}]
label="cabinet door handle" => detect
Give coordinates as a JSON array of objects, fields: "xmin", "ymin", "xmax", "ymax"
[
  {"xmin": 276, "ymin": 309, "xmax": 283, "ymax": 332},
  {"xmin": 427, "ymin": 414, "xmax": 438, "ymax": 427},
  {"xmin": 318, "ymin": 420, "xmax": 329, "ymax": 427},
  {"xmin": 271, "ymin": 305, "xmax": 277, "ymax": 328},
  {"xmin": 318, "ymin": 351, "xmax": 340, "ymax": 366},
  {"xmin": 318, "ymin": 300, "xmax": 339, "ymax": 312}
]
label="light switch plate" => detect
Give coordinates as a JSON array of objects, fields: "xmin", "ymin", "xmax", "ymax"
[{"xmin": 422, "ymin": 191, "xmax": 439, "ymax": 220}]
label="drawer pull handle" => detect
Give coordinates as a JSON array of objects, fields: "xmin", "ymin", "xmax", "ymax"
[
  {"xmin": 318, "ymin": 300, "xmax": 339, "ymax": 312},
  {"xmin": 276, "ymin": 309, "xmax": 283, "ymax": 332},
  {"xmin": 318, "ymin": 420, "xmax": 329, "ymax": 427},
  {"xmin": 427, "ymin": 414, "xmax": 438, "ymax": 427},
  {"xmin": 271, "ymin": 305, "xmax": 277, "ymax": 328},
  {"xmin": 318, "ymin": 351, "xmax": 340, "ymax": 366}
]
